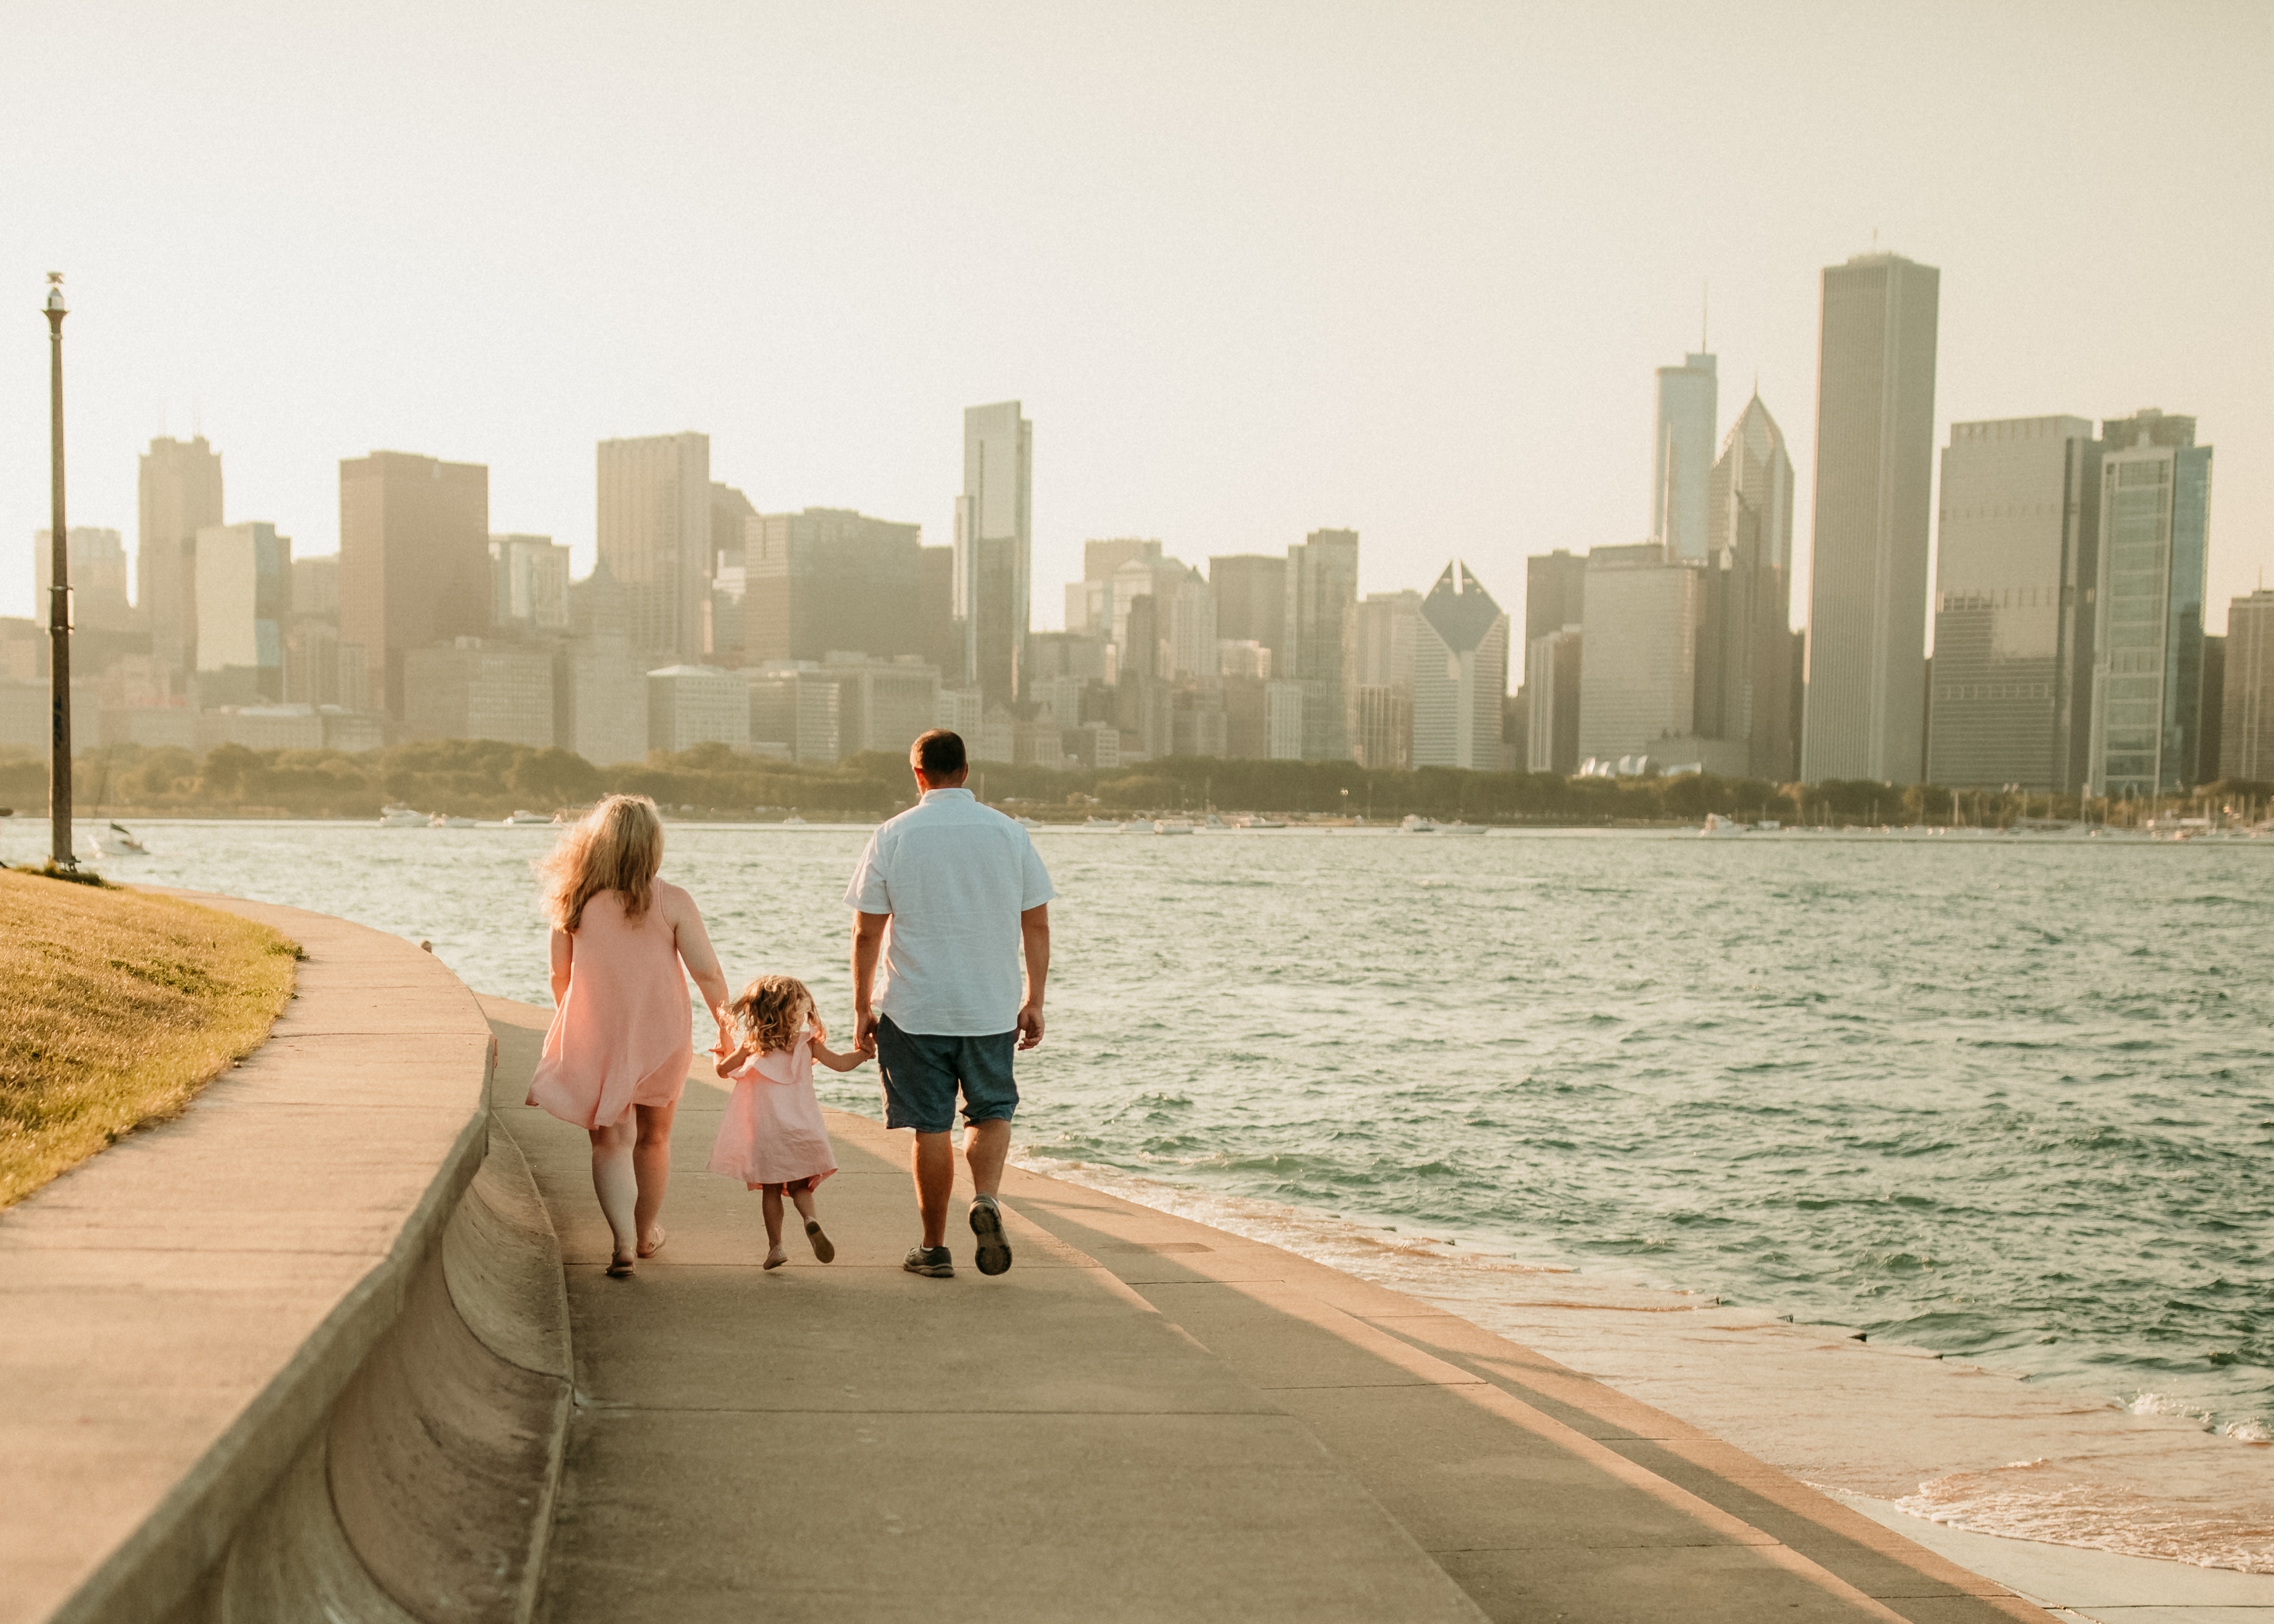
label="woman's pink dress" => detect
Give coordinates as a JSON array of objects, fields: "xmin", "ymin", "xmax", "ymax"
[
  {"xmin": 525, "ymin": 888, "xmax": 696, "ymax": 1130},
  {"xmin": 709, "ymin": 1033, "xmax": 838, "ymax": 1189}
]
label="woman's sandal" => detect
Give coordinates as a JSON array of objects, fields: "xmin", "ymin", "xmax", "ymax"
[
  {"xmin": 606, "ymin": 1254, "xmax": 635, "ymax": 1278},
  {"xmin": 637, "ymin": 1225, "xmax": 667, "ymax": 1259},
  {"xmin": 805, "ymin": 1219, "xmax": 836, "ymax": 1263}
]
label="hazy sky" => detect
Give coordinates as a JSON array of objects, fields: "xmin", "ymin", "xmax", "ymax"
[{"xmin": 3, "ymin": 1, "xmax": 2269, "ymax": 639}]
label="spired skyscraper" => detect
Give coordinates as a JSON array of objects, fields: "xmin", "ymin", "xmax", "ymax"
[
  {"xmin": 1801, "ymin": 251, "xmax": 1940, "ymax": 785},
  {"xmin": 1652, "ymin": 350, "xmax": 1718, "ymax": 561},
  {"xmin": 2088, "ymin": 409, "xmax": 2212, "ymax": 799},
  {"xmin": 955, "ymin": 402, "xmax": 1033, "ymax": 707},
  {"xmin": 1700, "ymin": 392, "xmax": 1798, "ymax": 781},
  {"xmin": 1926, "ymin": 417, "xmax": 2102, "ymax": 792}
]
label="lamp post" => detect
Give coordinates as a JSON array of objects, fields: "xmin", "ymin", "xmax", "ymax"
[{"xmin": 44, "ymin": 273, "xmax": 72, "ymax": 869}]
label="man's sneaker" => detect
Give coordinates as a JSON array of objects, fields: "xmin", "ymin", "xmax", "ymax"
[
  {"xmin": 969, "ymin": 1194, "xmax": 1013, "ymax": 1276},
  {"xmin": 903, "ymin": 1244, "xmax": 954, "ymax": 1278}
]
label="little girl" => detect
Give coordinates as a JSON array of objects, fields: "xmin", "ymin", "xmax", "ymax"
[{"xmin": 709, "ymin": 974, "xmax": 868, "ymax": 1269}]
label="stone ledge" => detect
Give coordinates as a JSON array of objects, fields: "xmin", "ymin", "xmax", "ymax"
[{"xmin": 0, "ymin": 894, "xmax": 494, "ymax": 1624}]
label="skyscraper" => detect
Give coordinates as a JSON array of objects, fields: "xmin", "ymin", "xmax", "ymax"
[
  {"xmin": 490, "ymin": 535, "xmax": 572, "ymax": 632},
  {"xmin": 1652, "ymin": 351, "xmax": 1718, "ymax": 560},
  {"xmin": 1283, "ymin": 528, "xmax": 1358, "ymax": 759},
  {"xmin": 955, "ymin": 402, "xmax": 1031, "ymax": 705},
  {"xmin": 339, "ymin": 451, "xmax": 491, "ymax": 718},
  {"xmin": 1348, "ymin": 589, "xmax": 1420, "ymax": 769},
  {"xmin": 2220, "ymin": 590, "xmax": 2274, "ymax": 782},
  {"xmin": 192, "ymin": 522, "xmax": 290, "ymax": 705},
  {"xmin": 138, "ymin": 436, "xmax": 224, "ymax": 675},
  {"xmin": 1413, "ymin": 562, "xmax": 1510, "ymax": 770},
  {"xmin": 1067, "ymin": 539, "xmax": 1163, "ymax": 642},
  {"xmin": 1801, "ymin": 252, "xmax": 1940, "ymax": 785},
  {"xmin": 34, "ymin": 528, "xmax": 133, "ymax": 632},
  {"xmin": 1700, "ymin": 393, "xmax": 1799, "ymax": 780},
  {"xmin": 1209, "ymin": 554, "xmax": 1288, "ymax": 667},
  {"xmin": 1925, "ymin": 417, "xmax": 2101, "ymax": 791},
  {"xmin": 598, "ymin": 433, "xmax": 712, "ymax": 665},
  {"xmin": 2088, "ymin": 409, "xmax": 2212, "ymax": 798},
  {"xmin": 744, "ymin": 509, "xmax": 926, "ymax": 666},
  {"xmin": 1578, "ymin": 543, "xmax": 1707, "ymax": 769},
  {"xmin": 1523, "ymin": 548, "xmax": 1588, "ymax": 775}
]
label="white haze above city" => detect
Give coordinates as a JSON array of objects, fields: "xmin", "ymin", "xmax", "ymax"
[{"xmin": 1, "ymin": 0, "xmax": 2268, "ymax": 636}]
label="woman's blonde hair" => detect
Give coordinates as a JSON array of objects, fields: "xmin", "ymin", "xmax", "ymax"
[
  {"xmin": 538, "ymin": 794, "xmax": 664, "ymax": 932},
  {"xmin": 728, "ymin": 974, "xmax": 815, "ymax": 1057}
]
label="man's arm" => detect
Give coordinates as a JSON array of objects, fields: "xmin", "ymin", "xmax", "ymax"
[
  {"xmin": 1017, "ymin": 903, "xmax": 1050, "ymax": 1050},
  {"xmin": 851, "ymin": 911, "xmax": 890, "ymax": 1053}
]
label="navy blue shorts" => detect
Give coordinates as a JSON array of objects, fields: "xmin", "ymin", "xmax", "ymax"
[{"xmin": 874, "ymin": 1015, "xmax": 1019, "ymax": 1134}]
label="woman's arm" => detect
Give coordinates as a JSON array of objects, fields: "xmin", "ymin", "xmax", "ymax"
[
  {"xmin": 548, "ymin": 927, "xmax": 572, "ymax": 1007},
  {"xmin": 666, "ymin": 887, "xmax": 732, "ymax": 1035}
]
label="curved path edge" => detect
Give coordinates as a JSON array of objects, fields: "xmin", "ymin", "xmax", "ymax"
[{"xmin": 0, "ymin": 893, "xmax": 568, "ymax": 1624}]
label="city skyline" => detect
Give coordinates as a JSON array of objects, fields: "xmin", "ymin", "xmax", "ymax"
[{"xmin": 3, "ymin": 6, "xmax": 2268, "ymax": 648}]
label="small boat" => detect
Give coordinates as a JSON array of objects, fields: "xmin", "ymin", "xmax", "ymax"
[
  {"xmin": 94, "ymin": 821, "xmax": 148, "ymax": 856},
  {"xmin": 1401, "ymin": 814, "xmax": 1439, "ymax": 834},
  {"xmin": 1235, "ymin": 815, "xmax": 1287, "ymax": 830},
  {"xmin": 1203, "ymin": 813, "xmax": 1229, "ymax": 829},
  {"xmin": 503, "ymin": 809, "xmax": 551, "ymax": 826},
  {"xmin": 1083, "ymin": 816, "xmax": 1120, "ymax": 828},
  {"xmin": 379, "ymin": 805, "xmax": 426, "ymax": 828},
  {"xmin": 1017, "ymin": 815, "xmax": 1042, "ymax": 829},
  {"xmin": 1699, "ymin": 813, "xmax": 1748, "ymax": 837},
  {"xmin": 429, "ymin": 813, "xmax": 478, "ymax": 829},
  {"xmin": 1154, "ymin": 818, "xmax": 1196, "ymax": 835},
  {"xmin": 780, "ymin": 814, "xmax": 808, "ymax": 827},
  {"xmin": 1438, "ymin": 821, "xmax": 1490, "ymax": 836}
]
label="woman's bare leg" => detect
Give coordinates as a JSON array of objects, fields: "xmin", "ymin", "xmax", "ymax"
[
  {"xmin": 632, "ymin": 1100, "xmax": 678, "ymax": 1253},
  {"xmin": 587, "ymin": 1117, "xmax": 639, "ymax": 1266}
]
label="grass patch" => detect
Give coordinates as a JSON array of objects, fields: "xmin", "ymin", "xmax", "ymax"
[{"xmin": 0, "ymin": 872, "xmax": 298, "ymax": 1206}]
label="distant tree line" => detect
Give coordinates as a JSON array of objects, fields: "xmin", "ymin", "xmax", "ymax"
[{"xmin": 1, "ymin": 742, "xmax": 2266, "ymax": 827}]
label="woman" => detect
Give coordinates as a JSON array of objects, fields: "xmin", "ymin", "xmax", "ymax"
[{"xmin": 527, "ymin": 794, "xmax": 729, "ymax": 1276}]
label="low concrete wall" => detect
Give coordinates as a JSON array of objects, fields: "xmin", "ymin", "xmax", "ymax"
[{"xmin": 0, "ymin": 895, "xmax": 569, "ymax": 1624}]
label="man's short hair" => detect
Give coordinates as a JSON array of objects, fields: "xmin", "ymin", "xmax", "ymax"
[{"xmin": 913, "ymin": 729, "xmax": 967, "ymax": 777}]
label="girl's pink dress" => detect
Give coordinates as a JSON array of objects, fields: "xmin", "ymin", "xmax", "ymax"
[
  {"xmin": 709, "ymin": 1032, "xmax": 838, "ymax": 1189},
  {"xmin": 525, "ymin": 890, "xmax": 695, "ymax": 1130}
]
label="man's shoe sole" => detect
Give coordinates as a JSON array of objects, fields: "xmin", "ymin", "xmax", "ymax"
[{"xmin": 970, "ymin": 1200, "xmax": 1013, "ymax": 1276}]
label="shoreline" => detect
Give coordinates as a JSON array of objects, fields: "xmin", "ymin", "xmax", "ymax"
[{"xmin": 1011, "ymin": 1148, "xmax": 2274, "ymax": 1585}]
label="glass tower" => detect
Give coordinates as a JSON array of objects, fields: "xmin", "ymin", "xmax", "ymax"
[{"xmin": 2088, "ymin": 410, "xmax": 2212, "ymax": 798}]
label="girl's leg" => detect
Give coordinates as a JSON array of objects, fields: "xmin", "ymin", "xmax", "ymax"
[
  {"xmin": 792, "ymin": 1182, "xmax": 834, "ymax": 1262},
  {"xmin": 631, "ymin": 1100, "xmax": 678, "ymax": 1253},
  {"xmin": 760, "ymin": 1185, "xmax": 789, "ymax": 1268},
  {"xmin": 587, "ymin": 1117, "xmax": 639, "ymax": 1267}
]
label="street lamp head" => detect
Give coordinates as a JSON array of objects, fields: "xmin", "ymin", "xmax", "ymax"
[{"xmin": 44, "ymin": 273, "xmax": 66, "ymax": 314}]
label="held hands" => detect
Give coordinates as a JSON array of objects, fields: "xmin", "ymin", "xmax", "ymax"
[
  {"xmin": 1016, "ymin": 1001, "xmax": 1045, "ymax": 1051},
  {"xmin": 853, "ymin": 1008, "xmax": 880, "ymax": 1057}
]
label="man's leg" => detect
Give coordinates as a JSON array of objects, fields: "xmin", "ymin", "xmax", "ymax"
[
  {"xmin": 913, "ymin": 1129, "xmax": 955, "ymax": 1249},
  {"xmin": 963, "ymin": 1118, "xmax": 1011, "ymax": 1198}
]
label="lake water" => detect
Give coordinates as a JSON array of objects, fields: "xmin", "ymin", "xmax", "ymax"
[{"xmin": 17, "ymin": 816, "xmax": 2270, "ymax": 1557}]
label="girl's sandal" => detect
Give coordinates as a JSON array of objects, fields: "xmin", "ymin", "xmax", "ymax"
[{"xmin": 805, "ymin": 1219, "xmax": 836, "ymax": 1263}]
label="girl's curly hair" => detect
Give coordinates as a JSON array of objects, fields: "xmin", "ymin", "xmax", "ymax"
[{"xmin": 728, "ymin": 974, "xmax": 816, "ymax": 1056}]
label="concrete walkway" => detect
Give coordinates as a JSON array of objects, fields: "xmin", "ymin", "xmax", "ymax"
[{"xmin": 485, "ymin": 999, "xmax": 2053, "ymax": 1623}]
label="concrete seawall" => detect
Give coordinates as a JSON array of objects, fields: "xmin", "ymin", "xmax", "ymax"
[{"xmin": 0, "ymin": 895, "xmax": 567, "ymax": 1624}]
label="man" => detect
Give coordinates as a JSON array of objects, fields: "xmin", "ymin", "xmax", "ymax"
[{"xmin": 848, "ymin": 729, "xmax": 1053, "ymax": 1278}]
